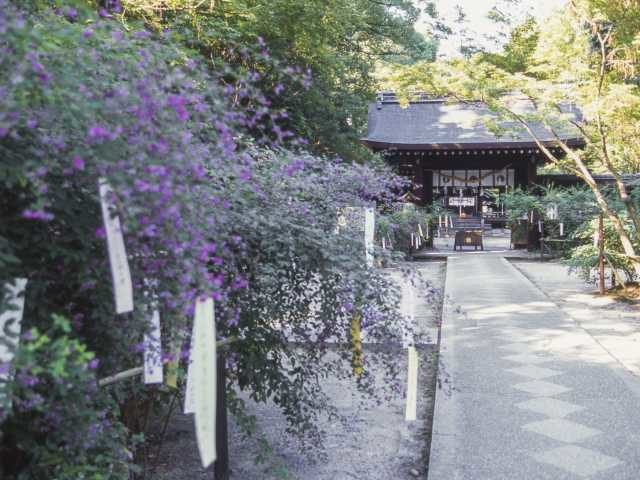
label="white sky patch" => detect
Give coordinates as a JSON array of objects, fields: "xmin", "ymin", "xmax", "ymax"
[{"xmin": 415, "ymin": 0, "xmax": 567, "ymax": 59}]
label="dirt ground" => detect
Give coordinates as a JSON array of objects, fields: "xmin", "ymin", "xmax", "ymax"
[{"xmin": 146, "ymin": 261, "xmax": 445, "ymax": 480}]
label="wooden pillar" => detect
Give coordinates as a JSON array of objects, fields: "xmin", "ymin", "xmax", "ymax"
[
  {"xmin": 424, "ymin": 170, "xmax": 433, "ymax": 207},
  {"xmin": 598, "ymin": 214, "xmax": 605, "ymax": 295},
  {"xmin": 214, "ymin": 354, "xmax": 229, "ymax": 480},
  {"xmin": 413, "ymin": 159, "xmax": 425, "ymax": 205},
  {"xmin": 526, "ymin": 156, "xmax": 537, "ymax": 187}
]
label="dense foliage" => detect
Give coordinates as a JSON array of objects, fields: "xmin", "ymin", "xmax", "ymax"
[
  {"xmin": 377, "ymin": 204, "xmax": 438, "ymax": 255},
  {"xmin": 108, "ymin": 0, "xmax": 437, "ymax": 163},
  {"xmin": 1, "ymin": 316, "xmax": 133, "ymax": 479},
  {"xmin": 503, "ymin": 185, "xmax": 640, "ymax": 282},
  {"xmin": 0, "ymin": 2, "xmax": 427, "ymax": 477}
]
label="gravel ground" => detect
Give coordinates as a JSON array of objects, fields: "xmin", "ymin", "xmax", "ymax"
[
  {"xmin": 147, "ymin": 261, "xmax": 445, "ymax": 480},
  {"xmin": 510, "ymin": 260, "xmax": 640, "ymax": 376}
]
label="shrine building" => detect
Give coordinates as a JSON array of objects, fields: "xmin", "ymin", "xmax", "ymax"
[{"xmin": 361, "ymin": 93, "xmax": 585, "ymax": 221}]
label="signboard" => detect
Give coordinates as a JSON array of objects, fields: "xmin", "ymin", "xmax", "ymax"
[
  {"xmin": 364, "ymin": 207, "xmax": 375, "ymax": 267},
  {"xmin": 337, "ymin": 206, "xmax": 375, "ymax": 266},
  {"xmin": 448, "ymin": 197, "xmax": 475, "ymax": 207}
]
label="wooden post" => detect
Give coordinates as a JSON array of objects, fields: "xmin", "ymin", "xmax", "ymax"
[
  {"xmin": 214, "ymin": 353, "xmax": 229, "ymax": 480},
  {"xmin": 598, "ymin": 214, "xmax": 605, "ymax": 295}
]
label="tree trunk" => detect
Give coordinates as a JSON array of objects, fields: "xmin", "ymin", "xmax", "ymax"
[
  {"xmin": 561, "ymin": 146, "xmax": 640, "ymax": 278},
  {"xmin": 505, "ymin": 108, "xmax": 640, "ymax": 278}
]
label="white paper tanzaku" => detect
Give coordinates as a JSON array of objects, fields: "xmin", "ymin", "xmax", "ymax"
[
  {"xmin": 192, "ymin": 297, "xmax": 217, "ymax": 468},
  {"xmin": 99, "ymin": 178, "xmax": 134, "ymax": 314},
  {"xmin": 0, "ymin": 279, "xmax": 28, "ymax": 411},
  {"xmin": 143, "ymin": 308, "xmax": 163, "ymax": 384},
  {"xmin": 405, "ymin": 346, "xmax": 419, "ymax": 421}
]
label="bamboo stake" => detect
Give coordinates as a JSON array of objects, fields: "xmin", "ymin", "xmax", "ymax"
[{"xmin": 98, "ymin": 338, "xmax": 236, "ymax": 387}]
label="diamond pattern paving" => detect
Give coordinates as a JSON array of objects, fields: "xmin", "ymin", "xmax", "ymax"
[
  {"xmin": 507, "ymin": 365, "xmax": 561, "ymax": 380},
  {"xmin": 499, "ymin": 342, "xmax": 532, "ymax": 352},
  {"xmin": 428, "ymin": 255, "xmax": 639, "ymax": 480},
  {"xmin": 513, "ymin": 380, "xmax": 571, "ymax": 396},
  {"xmin": 523, "ymin": 418, "xmax": 601, "ymax": 443},
  {"xmin": 516, "ymin": 397, "xmax": 583, "ymax": 418},
  {"xmin": 533, "ymin": 445, "xmax": 622, "ymax": 477},
  {"xmin": 502, "ymin": 353, "xmax": 552, "ymax": 364}
]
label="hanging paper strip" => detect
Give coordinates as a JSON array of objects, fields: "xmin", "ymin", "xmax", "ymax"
[
  {"xmin": 164, "ymin": 343, "xmax": 181, "ymax": 389},
  {"xmin": 0, "ymin": 279, "xmax": 27, "ymax": 413},
  {"xmin": 99, "ymin": 179, "xmax": 133, "ymax": 314},
  {"xmin": 351, "ymin": 313, "xmax": 364, "ymax": 377},
  {"xmin": 418, "ymin": 223, "xmax": 424, "ymax": 238},
  {"xmin": 559, "ymin": 223, "xmax": 564, "ymax": 237},
  {"xmin": 143, "ymin": 308, "xmax": 163, "ymax": 384},
  {"xmin": 191, "ymin": 297, "xmax": 217, "ymax": 468},
  {"xmin": 538, "ymin": 220, "xmax": 543, "ymax": 233},
  {"xmin": 405, "ymin": 346, "xmax": 419, "ymax": 421},
  {"xmin": 381, "ymin": 237, "xmax": 386, "ymax": 250}
]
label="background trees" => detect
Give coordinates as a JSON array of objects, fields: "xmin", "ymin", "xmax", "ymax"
[
  {"xmin": 109, "ymin": 0, "xmax": 437, "ymax": 162},
  {"xmin": 387, "ymin": 0, "xmax": 640, "ymax": 279}
]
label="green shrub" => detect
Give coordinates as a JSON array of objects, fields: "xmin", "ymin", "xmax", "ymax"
[{"xmin": 1, "ymin": 316, "xmax": 132, "ymax": 479}]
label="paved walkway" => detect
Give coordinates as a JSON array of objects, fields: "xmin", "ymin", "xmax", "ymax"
[{"xmin": 429, "ymin": 255, "xmax": 640, "ymax": 479}]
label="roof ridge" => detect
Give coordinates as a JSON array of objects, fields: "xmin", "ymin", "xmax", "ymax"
[{"xmin": 376, "ymin": 91, "xmax": 449, "ymax": 106}]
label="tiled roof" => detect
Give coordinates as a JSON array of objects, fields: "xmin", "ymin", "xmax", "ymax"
[{"xmin": 362, "ymin": 93, "xmax": 584, "ymax": 150}]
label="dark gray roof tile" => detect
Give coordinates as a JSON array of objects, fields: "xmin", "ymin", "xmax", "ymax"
[{"xmin": 362, "ymin": 96, "xmax": 583, "ymax": 150}]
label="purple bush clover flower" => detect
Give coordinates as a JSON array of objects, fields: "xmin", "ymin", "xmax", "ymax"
[
  {"xmin": 87, "ymin": 125, "xmax": 111, "ymax": 143},
  {"xmin": 72, "ymin": 156, "xmax": 85, "ymax": 171},
  {"xmin": 22, "ymin": 209, "xmax": 54, "ymax": 221},
  {"xmin": 63, "ymin": 7, "xmax": 78, "ymax": 22},
  {"xmin": 167, "ymin": 94, "xmax": 189, "ymax": 122}
]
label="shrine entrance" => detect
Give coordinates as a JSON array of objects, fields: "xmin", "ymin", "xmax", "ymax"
[
  {"xmin": 361, "ymin": 92, "xmax": 585, "ymax": 232},
  {"xmin": 430, "ymin": 168, "xmax": 515, "ymax": 223}
]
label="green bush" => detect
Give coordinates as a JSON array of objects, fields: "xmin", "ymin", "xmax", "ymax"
[
  {"xmin": 377, "ymin": 204, "xmax": 434, "ymax": 256},
  {"xmin": 1, "ymin": 316, "xmax": 132, "ymax": 479}
]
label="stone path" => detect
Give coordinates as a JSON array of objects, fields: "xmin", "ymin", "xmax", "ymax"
[
  {"xmin": 429, "ymin": 254, "xmax": 640, "ymax": 480},
  {"xmin": 512, "ymin": 261, "xmax": 640, "ymax": 378}
]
